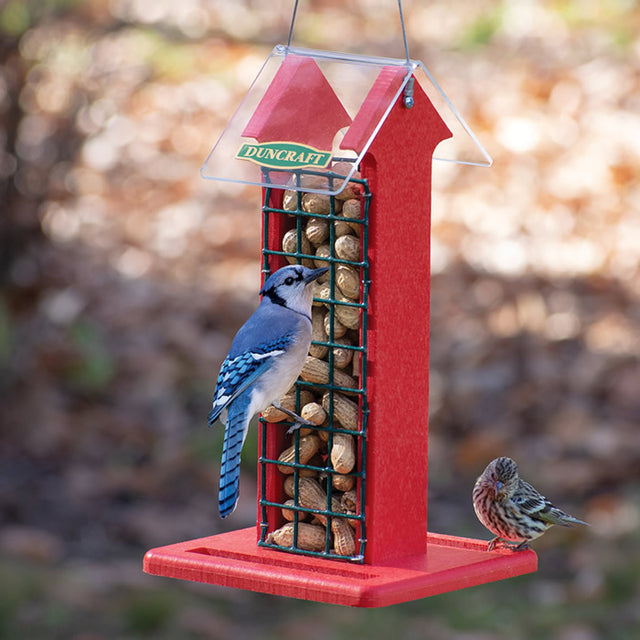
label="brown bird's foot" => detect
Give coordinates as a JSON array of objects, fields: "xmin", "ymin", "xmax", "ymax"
[
  {"xmin": 487, "ymin": 537, "xmax": 503, "ymax": 551},
  {"xmin": 513, "ymin": 540, "xmax": 531, "ymax": 551},
  {"xmin": 487, "ymin": 537, "xmax": 529, "ymax": 552}
]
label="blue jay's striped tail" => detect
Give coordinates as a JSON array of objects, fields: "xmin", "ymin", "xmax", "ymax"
[{"xmin": 218, "ymin": 404, "xmax": 250, "ymax": 518}]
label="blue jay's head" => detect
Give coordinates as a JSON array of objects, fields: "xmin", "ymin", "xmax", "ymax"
[{"xmin": 260, "ymin": 265, "xmax": 328, "ymax": 319}]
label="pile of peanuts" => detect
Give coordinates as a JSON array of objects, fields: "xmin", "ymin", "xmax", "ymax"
[{"xmin": 263, "ymin": 163, "xmax": 364, "ymax": 557}]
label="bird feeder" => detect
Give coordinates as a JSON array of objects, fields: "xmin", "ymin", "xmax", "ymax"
[{"xmin": 144, "ymin": 41, "xmax": 537, "ymax": 607}]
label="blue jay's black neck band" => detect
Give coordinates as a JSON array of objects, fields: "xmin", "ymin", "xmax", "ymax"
[
  {"xmin": 262, "ymin": 286, "xmax": 287, "ymax": 308},
  {"xmin": 292, "ymin": 308, "xmax": 312, "ymax": 323},
  {"xmin": 262, "ymin": 286, "xmax": 311, "ymax": 323}
]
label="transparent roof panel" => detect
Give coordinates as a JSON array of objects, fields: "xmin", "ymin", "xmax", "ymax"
[{"xmin": 201, "ymin": 46, "xmax": 491, "ymax": 196}]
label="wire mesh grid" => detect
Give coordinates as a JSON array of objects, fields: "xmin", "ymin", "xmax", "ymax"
[{"xmin": 258, "ymin": 164, "xmax": 370, "ymax": 562}]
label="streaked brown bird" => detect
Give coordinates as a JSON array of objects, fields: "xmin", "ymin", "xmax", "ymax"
[{"xmin": 473, "ymin": 456, "xmax": 588, "ymax": 551}]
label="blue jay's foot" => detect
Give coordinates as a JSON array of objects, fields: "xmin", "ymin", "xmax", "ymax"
[
  {"xmin": 285, "ymin": 420, "xmax": 314, "ymax": 435},
  {"xmin": 271, "ymin": 402, "xmax": 316, "ymax": 434}
]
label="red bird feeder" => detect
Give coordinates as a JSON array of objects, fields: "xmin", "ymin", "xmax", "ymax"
[{"xmin": 144, "ymin": 43, "xmax": 536, "ymax": 607}]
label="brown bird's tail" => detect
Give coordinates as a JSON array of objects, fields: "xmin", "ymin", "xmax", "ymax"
[{"xmin": 546, "ymin": 507, "xmax": 589, "ymax": 528}]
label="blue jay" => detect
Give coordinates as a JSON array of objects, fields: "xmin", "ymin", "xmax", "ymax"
[{"xmin": 208, "ymin": 264, "xmax": 329, "ymax": 518}]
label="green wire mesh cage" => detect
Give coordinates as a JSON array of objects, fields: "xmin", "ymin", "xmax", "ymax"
[{"xmin": 258, "ymin": 164, "xmax": 371, "ymax": 561}]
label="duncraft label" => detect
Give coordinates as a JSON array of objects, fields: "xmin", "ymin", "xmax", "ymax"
[{"xmin": 236, "ymin": 141, "xmax": 332, "ymax": 170}]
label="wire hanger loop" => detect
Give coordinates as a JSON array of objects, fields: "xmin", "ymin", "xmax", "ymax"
[{"xmin": 287, "ymin": 1, "xmax": 414, "ymax": 107}]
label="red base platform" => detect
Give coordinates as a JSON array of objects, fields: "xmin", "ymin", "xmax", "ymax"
[{"xmin": 143, "ymin": 528, "xmax": 537, "ymax": 608}]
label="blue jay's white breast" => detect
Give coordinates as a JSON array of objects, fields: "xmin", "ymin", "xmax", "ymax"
[{"xmin": 248, "ymin": 316, "xmax": 312, "ymax": 416}]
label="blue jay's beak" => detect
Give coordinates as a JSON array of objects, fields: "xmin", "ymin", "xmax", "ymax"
[{"xmin": 304, "ymin": 267, "xmax": 329, "ymax": 284}]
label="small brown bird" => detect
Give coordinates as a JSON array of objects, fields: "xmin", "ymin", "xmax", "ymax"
[{"xmin": 473, "ymin": 456, "xmax": 588, "ymax": 551}]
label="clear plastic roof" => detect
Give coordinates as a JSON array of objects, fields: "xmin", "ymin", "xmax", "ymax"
[{"xmin": 201, "ymin": 45, "xmax": 491, "ymax": 196}]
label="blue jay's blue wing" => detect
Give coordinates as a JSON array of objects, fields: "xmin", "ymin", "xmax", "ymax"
[{"xmin": 208, "ymin": 334, "xmax": 294, "ymax": 426}]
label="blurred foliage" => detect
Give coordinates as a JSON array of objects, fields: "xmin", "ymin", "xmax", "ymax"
[
  {"xmin": 65, "ymin": 320, "xmax": 116, "ymax": 392},
  {"xmin": 0, "ymin": 0, "xmax": 81, "ymax": 37},
  {"xmin": 458, "ymin": 6, "xmax": 504, "ymax": 49},
  {"xmin": 0, "ymin": 296, "xmax": 12, "ymax": 365},
  {"xmin": 1, "ymin": 0, "xmax": 640, "ymax": 639}
]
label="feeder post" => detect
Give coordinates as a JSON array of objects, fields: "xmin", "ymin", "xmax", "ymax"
[{"xmin": 342, "ymin": 69, "xmax": 452, "ymax": 564}]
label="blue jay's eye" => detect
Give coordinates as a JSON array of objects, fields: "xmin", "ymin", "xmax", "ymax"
[{"xmin": 284, "ymin": 276, "xmax": 294, "ymax": 285}]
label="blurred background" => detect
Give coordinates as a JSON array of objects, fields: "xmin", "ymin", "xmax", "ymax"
[{"xmin": 1, "ymin": 0, "xmax": 639, "ymax": 638}]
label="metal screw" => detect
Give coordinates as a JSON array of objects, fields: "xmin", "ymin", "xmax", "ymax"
[{"xmin": 403, "ymin": 77, "xmax": 415, "ymax": 109}]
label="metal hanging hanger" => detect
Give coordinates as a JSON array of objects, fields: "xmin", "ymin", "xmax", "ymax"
[{"xmin": 287, "ymin": 0, "xmax": 415, "ymax": 107}]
